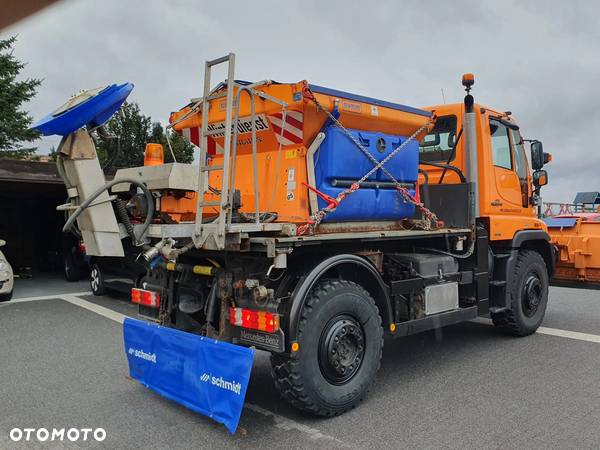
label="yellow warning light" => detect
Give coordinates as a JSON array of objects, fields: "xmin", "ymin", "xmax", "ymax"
[
  {"xmin": 291, "ymin": 342, "xmax": 300, "ymax": 352},
  {"xmin": 389, "ymin": 323, "xmax": 396, "ymax": 332},
  {"xmin": 462, "ymin": 73, "xmax": 475, "ymax": 88}
]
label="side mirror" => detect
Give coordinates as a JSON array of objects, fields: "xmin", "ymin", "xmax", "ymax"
[
  {"xmin": 533, "ymin": 170, "xmax": 548, "ymax": 188},
  {"xmin": 0, "ymin": 240, "xmax": 5, "ymax": 247},
  {"xmin": 530, "ymin": 141, "xmax": 544, "ymax": 170}
]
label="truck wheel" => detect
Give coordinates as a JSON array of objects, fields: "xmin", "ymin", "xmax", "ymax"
[
  {"xmin": 491, "ymin": 250, "xmax": 549, "ymax": 336},
  {"xmin": 63, "ymin": 252, "xmax": 82, "ymax": 282},
  {"xmin": 90, "ymin": 264, "xmax": 106, "ymax": 296},
  {"xmin": 271, "ymin": 279, "xmax": 383, "ymax": 416}
]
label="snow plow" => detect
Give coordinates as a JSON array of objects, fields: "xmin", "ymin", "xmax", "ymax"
[{"xmin": 544, "ymin": 192, "xmax": 600, "ymax": 286}]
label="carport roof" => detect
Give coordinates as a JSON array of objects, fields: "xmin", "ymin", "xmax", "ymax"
[{"xmin": 0, "ymin": 159, "xmax": 62, "ymax": 184}]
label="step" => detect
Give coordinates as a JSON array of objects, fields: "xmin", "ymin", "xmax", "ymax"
[{"xmin": 200, "ymin": 165, "xmax": 223, "ymax": 172}]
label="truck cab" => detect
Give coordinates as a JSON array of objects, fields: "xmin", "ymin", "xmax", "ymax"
[
  {"xmin": 418, "ymin": 77, "xmax": 554, "ymax": 323},
  {"xmin": 420, "ymin": 102, "xmax": 547, "ymax": 239}
]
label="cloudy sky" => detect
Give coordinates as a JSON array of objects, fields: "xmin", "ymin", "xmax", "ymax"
[{"xmin": 2, "ymin": 0, "xmax": 598, "ymax": 202}]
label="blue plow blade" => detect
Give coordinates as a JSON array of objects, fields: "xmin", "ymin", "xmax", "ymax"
[
  {"xmin": 32, "ymin": 82, "xmax": 134, "ymax": 136},
  {"xmin": 123, "ymin": 318, "xmax": 254, "ymax": 434}
]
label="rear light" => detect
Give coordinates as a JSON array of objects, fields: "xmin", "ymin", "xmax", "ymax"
[
  {"xmin": 78, "ymin": 242, "xmax": 86, "ymax": 253},
  {"xmin": 229, "ymin": 307, "xmax": 279, "ymax": 333},
  {"xmin": 131, "ymin": 288, "xmax": 160, "ymax": 308}
]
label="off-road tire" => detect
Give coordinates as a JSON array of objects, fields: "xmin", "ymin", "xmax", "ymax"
[
  {"xmin": 271, "ymin": 279, "xmax": 383, "ymax": 416},
  {"xmin": 491, "ymin": 249, "xmax": 549, "ymax": 336},
  {"xmin": 90, "ymin": 264, "xmax": 107, "ymax": 296}
]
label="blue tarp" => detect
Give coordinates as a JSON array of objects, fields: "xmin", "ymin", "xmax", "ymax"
[
  {"xmin": 543, "ymin": 217, "xmax": 578, "ymax": 228},
  {"xmin": 123, "ymin": 318, "xmax": 254, "ymax": 434}
]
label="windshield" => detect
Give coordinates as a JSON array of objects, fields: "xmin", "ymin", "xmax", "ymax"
[{"xmin": 419, "ymin": 115, "xmax": 458, "ymax": 162}]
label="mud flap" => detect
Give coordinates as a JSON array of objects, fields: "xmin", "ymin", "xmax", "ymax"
[{"xmin": 123, "ymin": 318, "xmax": 254, "ymax": 434}]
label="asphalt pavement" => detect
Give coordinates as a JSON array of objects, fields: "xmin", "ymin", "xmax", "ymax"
[{"xmin": 1, "ymin": 276, "xmax": 599, "ymax": 449}]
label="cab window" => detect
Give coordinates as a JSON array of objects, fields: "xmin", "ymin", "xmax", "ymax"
[
  {"xmin": 419, "ymin": 115, "xmax": 458, "ymax": 162},
  {"xmin": 510, "ymin": 128, "xmax": 527, "ymax": 180},
  {"xmin": 509, "ymin": 128, "xmax": 529, "ymax": 207},
  {"xmin": 490, "ymin": 120, "xmax": 512, "ymax": 169}
]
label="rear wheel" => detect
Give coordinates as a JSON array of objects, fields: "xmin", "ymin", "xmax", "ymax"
[
  {"xmin": 90, "ymin": 264, "xmax": 106, "ymax": 296},
  {"xmin": 491, "ymin": 249, "xmax": 549, "ymax": 336},
  {"xmin": 63, "ymin": 251, "xmax": 82, "ymax": 282},
  {"xmin": 271, "ymin": 279, "xmax": 383, "ymax": 416}
]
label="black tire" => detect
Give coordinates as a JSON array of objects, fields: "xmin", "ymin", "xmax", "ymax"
[
  {"xmin": 90, "ymin": 264, "xmax": 106, "ymax": 296},
  {"xmin": 0, "ymin": 290, "xmax": 12, "ymax": 302},
  {"xmin": 63, "ymin": 252, "xmax": 82, "ymax": 282},
  {"xmin": 271, "ymin": 279, "xmax": 383, "ymax": 416},
  {"xmin": 491, "ymin": 250, "xmax": 549, "ymax": 336}
]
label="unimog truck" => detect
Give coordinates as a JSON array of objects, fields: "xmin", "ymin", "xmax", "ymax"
[{"xmin": 49, "ymin": 55, "xmax": 553, "ymax": 417}]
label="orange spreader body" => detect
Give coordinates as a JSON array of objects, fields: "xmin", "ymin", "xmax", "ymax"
[{"xmin": 168, "ymin": 81, "xmax": 431, "ymax": 223}]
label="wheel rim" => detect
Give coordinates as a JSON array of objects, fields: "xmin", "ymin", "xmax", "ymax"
[
  {"xmin": 522, "ymin": 273, "xmax": 542, "ymax": 318},
  {"xmin": 91, "ymin": 267, "xmax": 99, "ymax": 291},
  {"xmin": 318, "ymin": 314, "xmax": 365, "ymax": 384}
]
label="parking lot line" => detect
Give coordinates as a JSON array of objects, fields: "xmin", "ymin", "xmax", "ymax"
[
  {"xmin": 8, "ymin": 291, "xmax": 93, "ymax": 304},
  {"xmin": 472, "ymin": 317, "xmax": 600, "ymax": 344},
  {"xmin": 62, "ymin": 294, "xmax": 126, "ymax": 324},
  {"xmin": 536, "ymin": 325, "xmax": 600, "ymax": 344}
]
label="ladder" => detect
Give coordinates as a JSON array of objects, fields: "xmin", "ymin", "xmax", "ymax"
[{"xmin": 193, "ymin": 53, "xmax": 236, "ymax": 250}]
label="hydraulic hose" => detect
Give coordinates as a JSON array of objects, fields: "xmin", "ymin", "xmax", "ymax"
[
  {"xmin": 62, "ymin": 178, "xmax": 154, "ymax": 246},
  {"xmin": 114, "ymin": 198, "xmax": 136, "ymax": 242}
]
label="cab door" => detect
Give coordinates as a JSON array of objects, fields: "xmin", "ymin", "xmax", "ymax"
[{"xmin": 490, "ymin": 118, "xmax": 525, "ymax": 212}]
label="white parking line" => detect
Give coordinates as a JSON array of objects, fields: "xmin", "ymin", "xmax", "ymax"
[
  {"xmin": 62, "ymin": 294, "xmax": 126, "ymax": 324},
  {"xmin": 8, "ymin": 291, "xmax": 93, "ymax": 303},
  {"xmin": 472, "ymin": 317, "xmax": 600, "ymax": 345}
]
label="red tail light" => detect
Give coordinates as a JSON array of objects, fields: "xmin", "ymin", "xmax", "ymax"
[
  {"xmin": 131, "ymin": 288, "xmax": 160, "ymax": 308},
  {"xmin": 229, "ymin": 307, "xmax": 279, "ymax": 333}
]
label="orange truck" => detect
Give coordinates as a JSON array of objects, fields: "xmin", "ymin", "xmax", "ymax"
[
  {"xmin": 543, "ymin": 193, "xmax": 600, "ymax": 285},
  {"xmin": 62, "ymin": 54, "xmax": 555, "ymax": 417}
]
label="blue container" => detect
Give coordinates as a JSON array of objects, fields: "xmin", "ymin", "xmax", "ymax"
[{"xmin": 314, "ymin": 126, "xmax": 418, "ymax": 221}]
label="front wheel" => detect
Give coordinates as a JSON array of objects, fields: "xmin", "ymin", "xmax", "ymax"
[
  {"xmin": 491, "ymin": 249, "xmax": 549, "ymax": 336},
  {"xmin": 271, "ymin": 279, "xmax": 383, "ymax": 416}
]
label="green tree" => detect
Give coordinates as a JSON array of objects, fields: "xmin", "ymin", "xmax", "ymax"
[
  {"xmin": 96, "ymin": 102, "xmax": 195, "ymax": 168},
  {"xmin": 0, "ymin": 36, "xmax": 42, "ymax": 159},
  {"xmin": 96, "ymin": 101, "xmax": 152, "ymax": 168},
  {"xmin": 149, "ymin": 122, "xmax": 195, "ymax": 164}
]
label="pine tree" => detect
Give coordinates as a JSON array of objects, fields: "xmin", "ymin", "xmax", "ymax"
[{"xmin": 0, "ymin": 36, "xmax": 42, "ymax": 159}]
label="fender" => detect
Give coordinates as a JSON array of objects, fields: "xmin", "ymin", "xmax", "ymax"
[
  {"xmin": 511, "ymin": 229, "xmax": 555, "ymax": 277},
  {"xmin": 288, "ymin": 254, "xmax": 392, "ymax": 343},
  {"xmin": 490, "ymin": 229, "xmax": 555, "ymax": 311}
]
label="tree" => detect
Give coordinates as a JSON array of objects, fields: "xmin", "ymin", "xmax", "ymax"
[
  {"xmin": 96, "ymin": 102, "xmax": 195, "ymax": 168},
  {"xmin": 0, "ymin": 36, "xmax": 42, "ymax": 159},
  {"xmin": 149, "ymin": 122, "xmax": 195, "ymax": 164},
  {"xmin": 95, "ymin": 101, "xmax": 152, "ymax": 168}
]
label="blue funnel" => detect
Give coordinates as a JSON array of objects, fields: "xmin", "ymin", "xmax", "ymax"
[{"xmin": 33, "ymin": 82, "xmax": 134, "ymax": 136}]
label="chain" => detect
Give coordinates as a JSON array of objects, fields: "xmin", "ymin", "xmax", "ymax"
[{"xmin": 298, "ymin": 84, "xmax": 438, "ymax": 234}]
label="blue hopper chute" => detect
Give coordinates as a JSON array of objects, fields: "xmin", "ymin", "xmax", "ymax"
[{"xmin": 32, "ymin": 82, "xmax": 134, "ymax": 136}]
